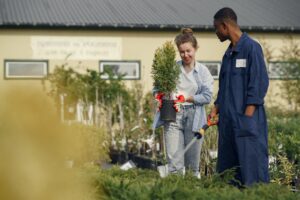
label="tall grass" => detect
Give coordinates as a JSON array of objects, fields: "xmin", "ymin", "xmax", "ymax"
[{"xmin": 0, "ymin": 88, "xmax": 107, "ymax": 200}]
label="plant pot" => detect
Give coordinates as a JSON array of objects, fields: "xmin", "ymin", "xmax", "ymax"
[
  {"xmin": 109, "ymin": 150, "xmax": 127, "ymax": 164},
  {"xmin": 132, "ymin": 155, "xmax": 162, "ymax": 170},
  {"xmin": 160, "ymin": 99, "xmax": 176, "ymax": 122}
]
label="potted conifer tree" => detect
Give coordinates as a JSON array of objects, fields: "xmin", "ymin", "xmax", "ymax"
[{"xmin": 151, "ymin": 41, "xmax": 180, "ymax": 121}]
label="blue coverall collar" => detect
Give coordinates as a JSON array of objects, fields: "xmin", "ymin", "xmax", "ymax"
[{"xmin": 225, "ymin": 32, "xmax": 248, "ymax": 56}]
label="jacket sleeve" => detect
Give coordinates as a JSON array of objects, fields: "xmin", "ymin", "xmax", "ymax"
[
  {"xmin": 193, "ymin": 66, "xmax": 214, "ymax": 105},
  {"xmin": 246, "ymin": 43, "xmax": 269, "ymax": 105}
]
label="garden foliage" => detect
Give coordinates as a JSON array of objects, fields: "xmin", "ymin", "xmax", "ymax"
[
  {"xmin": 151, "ymin": 41, "xmax": 180, "ymax": 98},
  {"xmin": 267, "ymin": 108, "xmax": 300, "ymax": 187},
  {"xmin": 83, "ymin": 166, "xmax": 300, "ymax": 200},
  {"xmin": 279, "ymin": 36, "xmax": 300, "ymax": 110},
  {"xmin": 43, "ymin": 41, "xmax": 300, "ymax": 195},
  {"xmin": 45, "ymin": 63, "xmax": 156, "ymax": 158}
]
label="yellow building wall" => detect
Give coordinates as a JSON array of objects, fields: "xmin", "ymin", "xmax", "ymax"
[{"xmin": 0, "ymin": 29, "xmax": 299, "ymax": 109}]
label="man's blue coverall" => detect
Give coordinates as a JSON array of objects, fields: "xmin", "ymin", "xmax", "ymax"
[{"xmin": 215, "ymin": 33, "xmax": 270, "ymax": 186}]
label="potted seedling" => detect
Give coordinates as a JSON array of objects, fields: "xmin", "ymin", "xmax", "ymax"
[{"xmin": 151, "ymin": 41, "xmax": 180, "ymax": 121}]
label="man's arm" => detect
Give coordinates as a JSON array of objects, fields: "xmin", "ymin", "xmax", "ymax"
[{"xmin": 246, "ymin": 43, "xmax": 269, "ymax": 107}]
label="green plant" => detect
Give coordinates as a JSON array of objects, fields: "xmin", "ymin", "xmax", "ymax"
[
  {"xmin": 280, "ymin": 60, "xmax": 300, "ymax": 111},
  {"xmin": 270, "ymin": 153, "xmax": 295, "ymax": 187},
  {"xmin": 274, "ymin": 36, "xmax": 300, "ymax": 111},
  {"xmin": 151, "ymin": 41, "xmax": 180, "ymax": 99},
  {"xmin": 85, "ymin": 166, "xmax": 300, "ymax": 200},
  {"xmin": 44, "ymin": 63, "xmax": 159, "ymax": 156},
  {"xmin": 199, "ymin": 102, "xmax": 219, "ymax": 177},
  {"xmin": 200, "ymin": 125, "xmax": 218, "ymax": 177},
  {"xmin": 259, "ymin": 35, "xmax": 300, "ymax": 110},
  {"xmin": 267, "ymin": 108, "xmax": 300, "ymax": 189}
]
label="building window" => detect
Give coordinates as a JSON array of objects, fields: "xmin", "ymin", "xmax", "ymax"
[
  {"xmin": 99, "ymin": 60, "xmax": 141, "ymax": 80},
  {"xmin": 4, "ymin": 60, "xmax": 48, "ymax": 79},
  {"xmin": 201, "ymin": 61, "xmax": 221, "ymax": 79},
  {"xmin": 268, "ymin": 61, "xmax": 299, "ymax": 79}
]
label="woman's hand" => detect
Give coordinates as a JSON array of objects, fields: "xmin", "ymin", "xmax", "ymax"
[
  {"xmin": 154, "ymin": 92, "xmax": 164, "ymax": 111},
  {"xmin": 185, "ymin": 96, "xmax": 194, "ymax": 103},
  {"xmin": 174, "ymin": 95, "xmax": 185, "ymax": 112}
]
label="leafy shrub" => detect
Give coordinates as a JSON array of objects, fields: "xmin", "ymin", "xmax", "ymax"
[
  {"xmin": 44, "ymin": 63, "xmax": 155, "ymax": 156},
  {"xmin": 151, "ymin": 41, "xmax": 180, "ymax": 99},
  {"xmin": 85, "ymin": 166, "xmax": 299, "ymax": 200},
  {"xmin": 267, "ymin": 108, "xmax": 300, "ymax": 188}
]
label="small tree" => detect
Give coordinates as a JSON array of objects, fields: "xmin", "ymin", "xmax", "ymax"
[
  {"xmin": 151, "ymin": 41, "xmax": 180, "ymax": 99},
  {"xmin": 259, "ymin": 35, "xmax": 300, "ymax": 111},
  {"xmin": 279, "ymin": 36, "xmax": 300, "ymax": 111}
]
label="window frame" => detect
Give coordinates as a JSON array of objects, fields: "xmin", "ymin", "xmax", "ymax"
[
  {"xmin": 4, "ymin": 59, "xmax": 49, "ymax": 80},
  {"xmin": 99, "ymin": 60, "xmax": 141, "ymax": 80},
  {"xmin": 199, "ymin": 61, "xmax": 221, "ymax": 79},
  {"xmin": 267, "ymin": 61, "xmax": 299, "ymax": 80}
]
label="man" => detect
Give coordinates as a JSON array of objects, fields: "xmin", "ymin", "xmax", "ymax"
[{"xmin": 210, "ymin": 7, "xmax": 269, "ymax": 186}]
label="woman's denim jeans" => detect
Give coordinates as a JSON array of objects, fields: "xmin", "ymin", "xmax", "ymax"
[{"xmin": 164, "ymin": 106, "xmax": 204, "ymax": 177}]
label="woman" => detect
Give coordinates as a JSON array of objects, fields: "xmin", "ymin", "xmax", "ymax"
[{"xmin": 153, "ymin": 28, "xmax": 214, "ymax": 178}]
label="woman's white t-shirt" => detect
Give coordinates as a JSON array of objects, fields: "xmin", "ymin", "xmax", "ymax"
[{"xmin": 176, "ymin": 66, "xmax": 198, "ymax": 105}]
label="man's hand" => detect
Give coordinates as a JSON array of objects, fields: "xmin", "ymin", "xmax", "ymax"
[
  {"xmin": 244, "ymin": 105, "xmax": 256, "ymax": 117},
  {"xmin": 210, "ymin": 105, "xmax": 219, "ymax": 119}
]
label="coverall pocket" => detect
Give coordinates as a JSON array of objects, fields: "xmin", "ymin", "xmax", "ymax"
[
  {"xmin": 232, "ymin": 70, "xmax": 245, "ymax": 89},
  {"xmin": 234, "ymin": 113, "xmax": 258, "ymax": 137}
]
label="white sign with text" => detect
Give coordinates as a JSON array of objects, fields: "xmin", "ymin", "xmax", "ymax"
[{"xmin": 31, "ymin": 36, "xmax": 122, "ymax": 60}]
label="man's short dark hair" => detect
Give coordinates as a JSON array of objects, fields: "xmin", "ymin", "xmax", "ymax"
[{"xmin": 214, "ymin": 7, "xmax": 237, "ymax": 23}]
